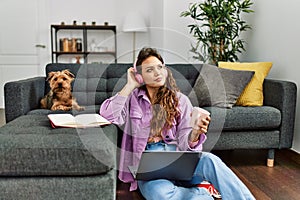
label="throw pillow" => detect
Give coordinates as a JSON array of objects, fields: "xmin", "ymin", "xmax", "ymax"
[
  {"xmin": 189, "ymin": 64, "xmax": 254, "ymax": 108},
  {"xmin": 218, "ymin": 62, "xmax": 272, "ymax": 106}
]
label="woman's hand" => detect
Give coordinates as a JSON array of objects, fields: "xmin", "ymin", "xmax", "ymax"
[
  {"xmin": 197, "ymin": 115, "xmax": 211, "ymax": 134},
  {"xmin": 119, "ymin": 67, "xmax": 141, "ymax": 96},
  {"xmin": 127, "ymin": 67, "xmax": 141, "ymax": 88},
  {"xmin": 189, "ymin": 115, "xmax": 211, "ymax": 142}
]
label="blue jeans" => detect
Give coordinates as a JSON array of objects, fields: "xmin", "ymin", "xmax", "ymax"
[
  {"xmin": 145, "ymin": 141, "xmax": 177, "ymax": 151},
  {"xmin": 138, "ymin": 142, "xmax": 255, "ymax": 200}
]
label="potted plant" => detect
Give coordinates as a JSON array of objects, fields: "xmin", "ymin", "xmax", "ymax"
[{"xmin": 181, "ymin": 0, "xmax": 254, "ymax": 65}]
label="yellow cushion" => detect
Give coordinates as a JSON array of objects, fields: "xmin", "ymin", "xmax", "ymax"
[{"xmin": 218, "ymin": 62, "xmax": 272, "ymax": 106}]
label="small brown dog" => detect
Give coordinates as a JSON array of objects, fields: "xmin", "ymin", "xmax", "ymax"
[{"xmin": 40, "ymin": 69, "xmax": 84, "ymax": 111}]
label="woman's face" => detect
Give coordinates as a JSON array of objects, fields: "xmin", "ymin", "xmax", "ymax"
[{"xmin": 141, "ymin": 56, "xmax": 167, "ymax": 88}]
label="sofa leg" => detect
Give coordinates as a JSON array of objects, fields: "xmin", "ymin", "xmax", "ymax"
[{"xmin": 267, "ymin": 149, "xmax": 275, "ymax": 167}]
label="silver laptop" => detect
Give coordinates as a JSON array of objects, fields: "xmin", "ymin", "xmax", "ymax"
[{"xmin": 128, "ymin": 151, "xmax": 202, "ymax": 181}]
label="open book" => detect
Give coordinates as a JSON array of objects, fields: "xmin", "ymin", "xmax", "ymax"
[{"xmin": 48, "ymin": 113, "xmax": 111, "ymax": 128}]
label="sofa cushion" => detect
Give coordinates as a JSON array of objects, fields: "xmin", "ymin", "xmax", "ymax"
[
  {"xmin": 205, "ymin": 130, "xmax": 280, "ymax": 150},
  {"xmin": 218, "ymin": 62, "xmax": 273, "ymax": 106},
  {"xmin": 0, "ymin": 115, "xmax": 117, "ymax": 176},
  {"xmin": 205, "ymin": 106, "xmax": 281, "ymax": 131},
  {"xmin": 44, "ymin": 63, "xmax": 202, "ymax": 107},
  {"xmin": 189, "ymin": 64, "xmax": 254, "ymax": 108}
]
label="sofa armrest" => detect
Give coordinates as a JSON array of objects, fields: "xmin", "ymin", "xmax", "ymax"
[
  {"xmin": 263, "ymin": 79, "xmax": 297, "ymax": 148},
  {"xmin": 4, "ymin": 77, "xmax": 46, "ymax": 123}
]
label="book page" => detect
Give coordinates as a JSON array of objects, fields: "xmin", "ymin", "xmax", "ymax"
[
  {"xmin": 48, "ymin": 113, "xmax": 111, "ymax": 128},
  {"xmin": 48, "ymin": 114, "xmax": 77, "ymax": 127},
  {"xmin": 74, "ymin": 114, "xmax": 111, "ymax": 126}
]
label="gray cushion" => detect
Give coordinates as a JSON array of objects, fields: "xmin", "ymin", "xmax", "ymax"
[
  {"xmin": 205, "ymin": 130, "xmax": 280, "ymax": 150},
  {"xmin": 204, "ymin": 106, "xmax": 281, "ymax": 131},
  {"xmin": 0, "ymin": 172, "xmax": 117, "ymax": 200},
  {"xmin": 0, "ymin": 115, "xmax": 117, "ymax": 176},
  {"xmin": 189, "ymin": 64, "xmax": 254, "ymax": 108}
]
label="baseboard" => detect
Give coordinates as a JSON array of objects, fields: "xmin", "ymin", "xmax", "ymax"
[{"xmin": 291, "ymin": 148, "xmax": 300, "ymax": 154}]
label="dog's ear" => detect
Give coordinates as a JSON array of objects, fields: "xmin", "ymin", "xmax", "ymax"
[
  {"xmin": 63, "ymin": 69, "xmax": 75, "ymax": 78},
  {"xmin": 46, "ymin": 71, "xmax": 56, "ymax": 81}
]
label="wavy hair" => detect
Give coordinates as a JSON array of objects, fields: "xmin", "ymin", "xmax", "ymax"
[{"xmin": 136, "ymin": 47, "xmax": 180, "ymax": 139}]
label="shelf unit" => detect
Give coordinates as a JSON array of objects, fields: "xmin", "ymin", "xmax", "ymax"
[{"xmin": 50, "ymin": 24, "xmax": 117, "ymax": 63}]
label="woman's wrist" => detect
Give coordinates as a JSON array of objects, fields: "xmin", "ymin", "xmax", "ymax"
[
  {"xmin": 189, "ymin": 130, "xmax": 200, "ymax": 142},
  {"xmin": 119, "ymin": 83, "xmax": 136, "ymax": 96}
]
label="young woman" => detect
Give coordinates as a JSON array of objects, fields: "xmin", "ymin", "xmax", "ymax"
[{"xmin": 100, "ymin": 48, "xmax": 255, "ymax": 200}]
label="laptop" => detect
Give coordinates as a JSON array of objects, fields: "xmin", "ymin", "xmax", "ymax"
[{"xmin": 128, "ymin": 151, "xmax": 202, "ymax": 181}]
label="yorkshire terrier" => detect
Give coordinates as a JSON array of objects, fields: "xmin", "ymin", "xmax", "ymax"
[{"xmin": 40, "ymin": 69, "xmax": 84, "ymax": 111}]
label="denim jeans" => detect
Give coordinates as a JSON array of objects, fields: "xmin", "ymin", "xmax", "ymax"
[
  {"xmin": 138, "ymin": 142, "xmax": 255, "ymax": 200},
  {"xmin": 145, "ymin": 141, "xmax": 177, "ymax": 151}
]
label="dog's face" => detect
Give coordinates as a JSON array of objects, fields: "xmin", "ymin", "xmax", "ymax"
[{"xmin": 47, "ymin": 69, "xmax": 75, "ymax": 92}]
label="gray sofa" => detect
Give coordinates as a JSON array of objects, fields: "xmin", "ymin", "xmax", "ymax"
[{"xmin": 1, "ymin": 63, "xmax": 297, "ymax": 199}]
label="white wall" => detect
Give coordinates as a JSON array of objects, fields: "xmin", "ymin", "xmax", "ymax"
[
  {"xmin": 148, "ymin": 0, "xmax": 196, "ymax": 63},
  {"xmin": 45, "ymin": 0, "xmax": 194, "ymax": 63},
  {"xmin": 45, "ymin": 0, "xmax": 151, "ymax": 63},
  {"xmin": 240, "ymin": 0, "xmax": 300, "ymax": 153},
  {"xmin": 1, "ymin": 0, "xmax": 299, "ymax": 152}
]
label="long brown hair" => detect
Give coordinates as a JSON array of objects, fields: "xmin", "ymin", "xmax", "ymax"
[{"xmin": 136, "ymin": 47, "xmax": 180, "ymax": 139}]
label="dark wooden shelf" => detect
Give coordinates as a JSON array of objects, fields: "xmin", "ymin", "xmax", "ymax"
[
  {"xmin": 52, "ymin": 51, "xmax": 116, "ymax": 55},
  {"xmin": 50, "ymin": 24, "xmax": 117, "ymax": 63},
  {"xmin": 51, "ymin": 24, "xmax": 116, "ymax": 32}
]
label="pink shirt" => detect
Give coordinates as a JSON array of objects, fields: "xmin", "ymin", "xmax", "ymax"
[{"xmin": 100, "ymin": 88, "xmax": 206, "ymax": 191}]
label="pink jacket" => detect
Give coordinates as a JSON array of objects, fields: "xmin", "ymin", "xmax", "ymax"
[{"xmin": 100, "ymin": 88, "xmax": 206, "ymax": 191}]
